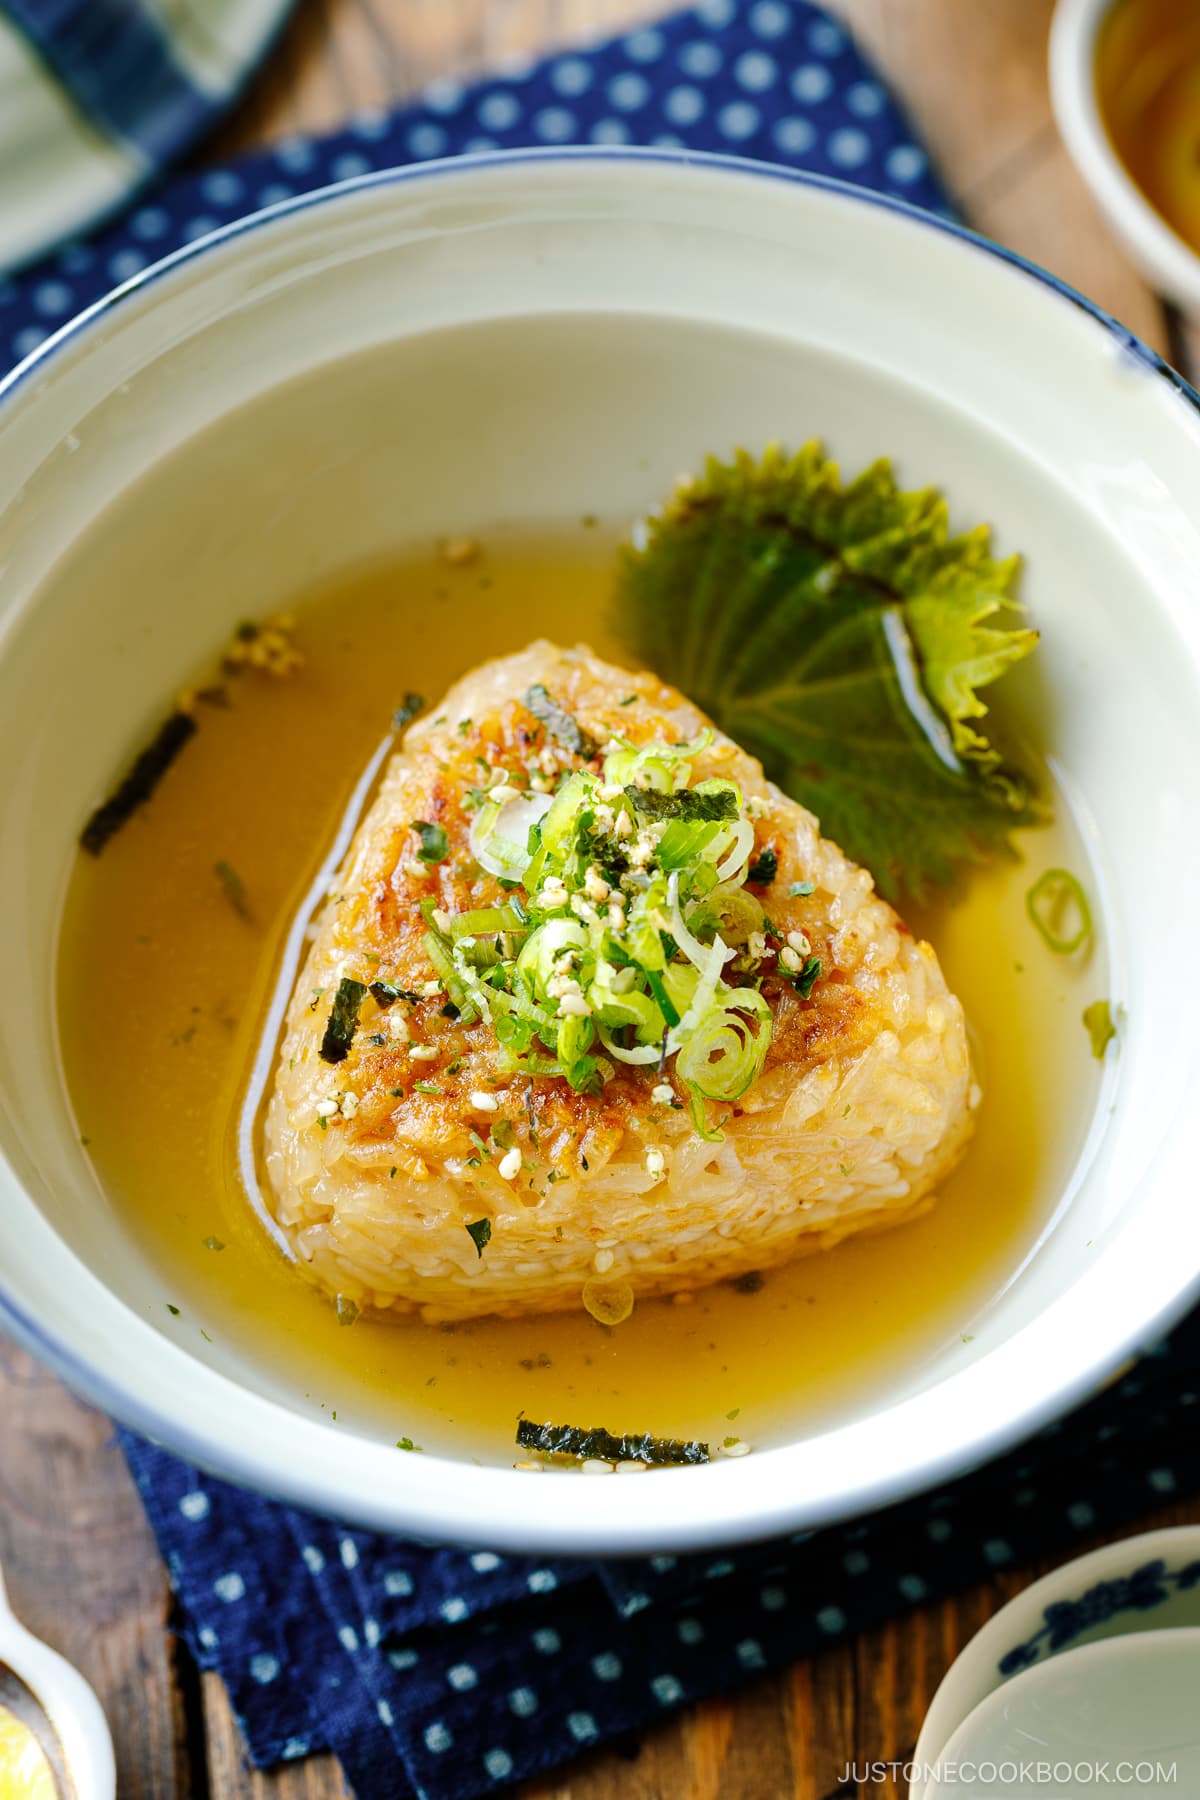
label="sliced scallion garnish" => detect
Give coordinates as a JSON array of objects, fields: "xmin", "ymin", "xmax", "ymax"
[{"xmin": 1026, "ymin": 868, "xmax": 1092, "ymax": 955}]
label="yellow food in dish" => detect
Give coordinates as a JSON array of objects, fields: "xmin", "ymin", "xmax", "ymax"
[{"xmin": 0, "ymin": 1704, "xmax": 57, "ymax": 1800}]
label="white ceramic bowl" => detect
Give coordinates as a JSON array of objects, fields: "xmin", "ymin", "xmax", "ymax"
[
  {"xmin": 1049, "ymin": 0, "xmax": 1200, "ymax": 314},
  {"xmin": 926, "ymin": 1632, "xmax": 1200, "ymax": 1798},
  {"xmin": 914, "ymin": 1525, "xmax": 1200, "ymax": 1795},
  {"xmin": 2, "ymin": 150, "xmax": 1200, "ymax": 1553}
]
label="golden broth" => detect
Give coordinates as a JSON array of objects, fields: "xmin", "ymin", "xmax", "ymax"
[
  {"xmin": 56, "ymin": 531, "xmax": 1104, "ymax": 1462},
  {"xmin": 1097, "ymin": 0, "xmax": 1200, "ymax": 253}
]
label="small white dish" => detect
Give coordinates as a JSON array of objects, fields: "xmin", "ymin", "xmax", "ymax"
[
  {"xmin": 914, "ymin": 1525, "xmax": 1200, "ymax": 1796},
  {"xmin": 925, "ymin": 1631, "xmax": 1200, "ymax": 1798},
  {"xmin": 1049, "ymin": 0, "xmax": 1200, "ymax": 314},
  {"xmin": 0, "ymin": 1560, "xmax": 115, "ymax": 1798}
]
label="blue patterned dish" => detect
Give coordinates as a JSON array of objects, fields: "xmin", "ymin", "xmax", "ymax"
[
  {"xmin": 913, "ymin": 1526, "xmax": 1200, "ymax": 1798},
  {"xmin": 0, "ymin": 0, "xmax": 296, "ymax": 275}
]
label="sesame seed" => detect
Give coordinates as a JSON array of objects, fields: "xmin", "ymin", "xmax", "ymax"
[
  {"xmin": 747, "ymin": 931, "xmax": 768, "ymax": 960},
  {"xmin": 315, "ymin": 1099, "xmax": 339, "ymax": 1118},
  {"xmin": 488, "ymin": 783, "xmax": 519, "ymax": 804},
  {"xmin": 651, "ymin": 1083, "xmax": 674, "ymax": 1105},
  {"xmin": 593, "ymin": 1248, "xmax": 615, "ymax": 1274},
  {"xmin": 613, "ymin": 810, "xmax": 633, "ymax": 840},
  {"xmin": 432, "ymin": 908, "xmax": 453, "ymax": 934},
  {"xmin": 779, "ymin": 946, "xmax": 802, "ymax": 973},
  {"xmin": 583, "ymin": 865, "xmax": 610, "ymax": 902},
  {"xmin": 580, "ymin": 1459, "xmax": 614, "ymax": 1475},
  {"xmin": 615, "ymin": 1461, "xmax": 647, "ymax": 1474},
  {"xmin": 786, "ymin": 929, "xmax": 811, "ymax": 955},
  {"xmin": 340, "ymin": 1093, "xmax": 359, "ymax": 1119},
  {"xmin": 409, "ymin": 1045, "xmax": 439, "ymax": 1061},
  {"xmin": 718, "ymin": 1438, "xmax": 752, "ymax": 1458},
  {"xmin": 469, "ymin": 1090, "xmax": 499, "ymax": 1112},
  {"xmin": 513, "ymin": 1460, "xmax": 545, "ymax": 1472},
  {"xmin": 497, "ymin": 1146, "xmax": 523, "ymax": 1182},
  {"xmin": 441, "ymin": 536, "xmax": 479, "ymax": 565},
  {"xmin": 645, "ymin": 1147, "xmax": 666, "ymax": 1178},
  {"xmin": 421, "ymin": 980, "xmax": 442, "ymax": 998},
  {"xmin": 557, "ymin": 992, "xmax": 591, "ymax": 1018},
  {"xmin": 388, "ymin": 1013, "xmax": 410, "ymax": 1041}
]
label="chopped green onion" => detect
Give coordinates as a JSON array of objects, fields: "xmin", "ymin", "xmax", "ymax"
[
  {"xmin": 794, "ymin": 956, "xmax": 822, "ymax": 1000},
  {"xmin": 1026, "ymin": 868, "xmax": 1092, "ymax": 955},
  {"xmin": 214, "ymin": 859, "xmax": 252, "ymax": 922},
  {"xmin": 1082, "ymin": 999, "xmax": 1117, "ymax": 1059},
  {"xmin": 413, "ymin": 819, "xmax": 449, "ymax": 863}
]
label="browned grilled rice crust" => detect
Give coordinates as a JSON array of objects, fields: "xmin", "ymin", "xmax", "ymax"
[{"xmin": 264, "ymin": 643, "xmax": 975, "ymax": 1321}]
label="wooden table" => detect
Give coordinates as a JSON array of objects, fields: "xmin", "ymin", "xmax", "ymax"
[{"xmin": 2, "ymin": 3, "xmax": 1196, "ymax": 1796}]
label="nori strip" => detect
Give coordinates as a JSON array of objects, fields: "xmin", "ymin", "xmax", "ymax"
[
  {"xmin": 392, "ymin": 692, "xmax": 426, "ymax": 731},
  {"xmin": 626, "ymin": 785, "xmax": 738, "ymax": 823},
  {"xmin": 79, "ymin": 710, "xmax": 198, "ymax": 856},
  {"xmin": 516, "ymin": 1418, "xmax": 710, "ymax": 1466},
  {"xmin": 369, "ymin": 980, "xmax": 421, "ymax": 1007},
  {"xmin": 320, "ymin": 977, "xmax": 368, "ymax": 1064},
  {"xmin": 746, "ymin": 846, "xmax": 778, "ymax": 886},
  {"xmin": 523, "ymin": 683, "xmax": 597, "ymax": 758},
  {"xmin": 465, "ymin": 1218, "xmax": 492, "ymax": 1258}
]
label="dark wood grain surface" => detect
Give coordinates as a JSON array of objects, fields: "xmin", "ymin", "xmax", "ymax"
[{"xmin": 2, "ymin": 2, "xmax": 1196, "ymax": 1795}]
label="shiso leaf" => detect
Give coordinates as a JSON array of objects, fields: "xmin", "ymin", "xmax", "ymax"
[
  {"xmin": 617, "ymin": 444, "xmax": 1042, "ymax": 900},
  {"xmin": 516, "ymin": 1418, "xmax": 710, "ymax": 1467},
  {"xmin": 320, "ymin": 977, "xmax": 368, "ymax": 1064}
]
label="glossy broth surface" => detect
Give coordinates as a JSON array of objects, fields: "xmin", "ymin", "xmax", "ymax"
[{"xmin": 57, "ymin": 531, "xmax": 1105, "ymax": 1462}]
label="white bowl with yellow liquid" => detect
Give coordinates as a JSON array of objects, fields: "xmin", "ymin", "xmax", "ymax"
[
  {"xmin": 1050, "ymin": 0, "xmax": 1200, "ymax": 314},
  {"xmin": 1, "ymin": 150, "xmax": 1200, "ymax": 1553}
]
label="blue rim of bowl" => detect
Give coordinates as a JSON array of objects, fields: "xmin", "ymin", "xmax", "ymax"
[{"xmin": 2, "ymin": 144, "xmax": 1199, "ymax": 1541}]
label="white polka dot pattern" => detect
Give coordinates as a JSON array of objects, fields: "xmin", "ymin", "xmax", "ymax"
[{"xmin": 0, "ymin": 0, "xmax": 957, "ymax": 371}]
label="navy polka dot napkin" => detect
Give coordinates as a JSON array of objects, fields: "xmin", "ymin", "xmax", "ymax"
[
  {"xmin": 0, "ymin": 0, "xmax": 949, "ymax": 366},
  {"xmin": 120, "ymin": 1319, "xmax": 1200, "ymax": 1799},
  {"xmin": 3, "ymin": 2, "xmax": 1195, "ymax": 1795}
]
